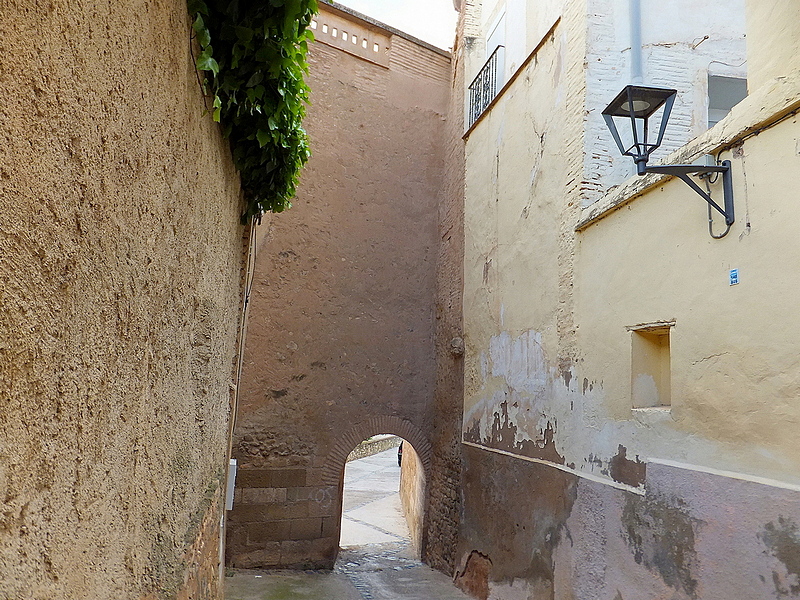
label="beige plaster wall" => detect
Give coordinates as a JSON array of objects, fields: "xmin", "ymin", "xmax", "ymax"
[
  {"xmin": 575, "ymin": 117, "xmax": 800, "ymax": 482},
  {"xmin": 458, "ymin": 0, "xmax": 800, "ymax": 597},
  {"xmin": 462, "ymin": 16, "xmax": 574, "ymax": 434},
  {"xmin": 745, "ymin": 0, "xmax": 800, "ymax": 90},
  {"xmin": 0, "ymin": 2, "xmax": 246, "ymax": 599}
]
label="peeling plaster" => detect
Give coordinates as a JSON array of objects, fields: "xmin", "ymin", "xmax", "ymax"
[
  {"xmin": 454, "ymin": 550, "xmax": 492, "ymax": 600},
  {"xmin": 464, "ymin": 327, "xmax": 725, "ymax": 496},
  {"xmin": 622, "ymin": 494, "xmax": 701, "ymax": 599},
  {"xmin": 489, "ymin": 330, "xmax": 548, "ymax": 394},
  {"xmin": 759, "ymin": 516, "xmax": 800, "ymax": 597},
  {"xmin": 609, "ymin": 445, "xmax": 646, "ymax": 488}
]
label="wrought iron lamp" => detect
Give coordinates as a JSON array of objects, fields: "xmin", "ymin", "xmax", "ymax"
[{"xmin": 603, "ymin": 85, "xmax": 734, "ymax": 227}]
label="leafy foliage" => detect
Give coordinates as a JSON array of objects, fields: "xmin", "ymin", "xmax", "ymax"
[{"xmin": 188, "ymin": 0, "xmax": 318, "ymax": 220}]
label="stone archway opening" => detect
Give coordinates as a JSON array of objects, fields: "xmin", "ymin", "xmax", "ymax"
[
  {"xmin": 321, "ymin": 416, "xmax": 432, "ymax": 567},
  {"xmin": 339, "ymin": 434, "xmax": 427, "ymax": 559}
]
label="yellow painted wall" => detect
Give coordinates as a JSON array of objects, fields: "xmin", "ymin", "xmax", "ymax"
[
  {"xmin": 463, "ymin": 0, "xmax": 800, "ymax": 491},
  {"xmin": 576, "ymin": 115, "xmax": 800, "ymax": 482},
  {"xmin": 463, "ymin": 22, "xmax": 568, "ymax": 424},
  {"xmin": 459, "ymin": 0, "xmax": 800, "ymax": 597},
  {"xmin": 745, "ymin": 0, "xmax": 800, "ymax": 90}
]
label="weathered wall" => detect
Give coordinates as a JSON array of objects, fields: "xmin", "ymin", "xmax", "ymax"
[
  {"xmin": 583, "ymin": 0, "xmax": 746, "ymax": 203},
  {"xmin": 227, "ymin": 3, "xmax": 453, "ymax": 570},
  {"xmin": 745, "ymin": 0, "xmax": 800, "ymax": 90},
  {"xmin": 458, "ymin": 446, "xmax": 800, "ymax": 600},
  {"xmin": 458, "ymin": 0, "xmax": 800, "ymax": 598},
  {"xmin": 422, "ymin": 0, "xmax": 468, "ymax": 575},
  {"xmin": 399, "ymin": 442, "xmax": 426, "ymax": 555},
  {"xmin": 0, "ymin": 2, "xmax": 246, "ymax": 599}
]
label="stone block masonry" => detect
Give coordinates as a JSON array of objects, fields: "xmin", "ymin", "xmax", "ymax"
[{"xmin": 228, "ymin": 474, "xmax": 340, "ymax": 569}]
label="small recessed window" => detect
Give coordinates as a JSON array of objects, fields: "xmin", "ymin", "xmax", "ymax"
[
  {"xmin": 332, "ymin": 27, "xmax": 338, "ymax": 37},
  {"xmin": 310, "ymin": 20, "xmax": 317, "ymax": 29},
  {"xmin": 630, "ymin": 323, "xmax": 673, "ymax": 408},
  {"xmin": 708, "ymin": 75, "xmax": 747, "ymax": 128},
  {"xmin": 342, "ymin": 31, "xmax": 348, "ymax": 41},
  {"xmin": 362, "ymin": 39, "xmax": 368, "ymax": 49},
  {"xmin": 322, "ymin": 24, "xmax": 328, "ymax": 33},
  {"xmin": 373, "ymin": 43, "xmax": 379, "ymax": 52},
  {"xmin": 352, "ymin": 36, "xmax": 358, "ymax": 45}
]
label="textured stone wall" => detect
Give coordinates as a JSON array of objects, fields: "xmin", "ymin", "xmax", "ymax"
[
  {"xmin": 0, "ymin": 2, "xmax": 246, "ymax": 599},
  {"xmin": 227, "ymin": 3, "xmax": 452, "ymax": 570},
  {"xmin": 346, "ymin": 435, "xmax": 401, "ymax": 462},
  {"xmin": 422, "ymin": 1, "xmax": 467, "ymax": 576},
  {"xmin": 399, "ymin": 442, "xmax": 426, "ymax": 555}
]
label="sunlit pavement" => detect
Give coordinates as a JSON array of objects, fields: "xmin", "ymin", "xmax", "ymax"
[{"xmin": 225, "ymin": 448, "xmax": 470, "ymax": 600}]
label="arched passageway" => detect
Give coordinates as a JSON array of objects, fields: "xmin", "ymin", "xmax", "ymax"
[
  {"xmin": 226, "ymin": 416, "xmax": 431, "ymax": 570},
  {"xmin": 327, "ymin": 417, "xmax": 431, "ymax": 565},
  {"xmin": 339, "ymin": 435, "xmax": 426, "ymax": 558}
]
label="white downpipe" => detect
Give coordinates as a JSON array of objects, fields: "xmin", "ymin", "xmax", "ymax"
[{"xmin": 630, "ymin": 0, "xmax": 643, "ymax": 84}]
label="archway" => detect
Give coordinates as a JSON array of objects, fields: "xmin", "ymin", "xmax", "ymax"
[
  {"xmin": 322, "ymin": 416, "xmax": 432, "ymax": 485},
  {"xmin": 339, "ymin": 434, "xmax": 427, "ymax": 558},
  {"xmin": 324, "ymin": 417, "xmax": 431, "ymax": 562}
]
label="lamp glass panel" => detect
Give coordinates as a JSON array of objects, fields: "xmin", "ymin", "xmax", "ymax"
[{"xmin": 603, "ymin": 85, "xmax": 677, "ymax": 119}]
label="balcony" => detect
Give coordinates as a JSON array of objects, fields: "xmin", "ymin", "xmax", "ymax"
[{"xmin": 467, "ymin": 45, "xmax": 505, "ymax": 128}]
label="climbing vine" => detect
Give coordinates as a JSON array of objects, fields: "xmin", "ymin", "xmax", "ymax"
[{"xmin": 188, "ymin": 0, "xmax": 318, "ymax": 220}]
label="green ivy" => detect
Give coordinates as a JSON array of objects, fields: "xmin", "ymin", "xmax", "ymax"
[{"xmin": 188, "ymin": 0, "xmax": 318, "ymax": 220}]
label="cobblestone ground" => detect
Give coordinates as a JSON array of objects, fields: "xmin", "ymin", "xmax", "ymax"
[{"xmin": 226, "ymin": 449, "xmax": 469, "ymax": 600}]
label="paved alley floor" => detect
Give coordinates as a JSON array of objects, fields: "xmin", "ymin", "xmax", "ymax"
[{"xmin": 225, "ymin": 448, "xmax": 470, "ymax": 600}]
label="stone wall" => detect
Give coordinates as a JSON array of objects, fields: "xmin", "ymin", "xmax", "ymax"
[
  {"xmin": 399, "ymin": 442, "xmax": 426, "ymax": 555},
  {"xmin": 227, "ymin": 3, "xmax": 453, "ymax": 570},
  {"xmin": 0, "ymin": 2, "xmax": 246, "ymax": 599},
  {"xmin": 422, "ymin": 1, "xmax": 468, "ymax": 576},
  {"xmin": 347, "ymin": 435, "xmax": 401, "ymax": 462}
]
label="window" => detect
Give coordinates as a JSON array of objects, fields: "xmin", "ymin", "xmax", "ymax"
[
  {"xmin": 708, "ymin": 75, "xmax": 748, "ymax": 128},
  {"xmin": 630, "ymin": 323, "xmax": 673, "ymax": 408},
  {"xmin": 486, "ymin": 10, "xmax": 506, "ymax": 58}
]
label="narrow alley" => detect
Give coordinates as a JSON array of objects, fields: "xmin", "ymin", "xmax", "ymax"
[{"xmin": 225, "ymin": 448, "xmax": 469, "ymax": 600}]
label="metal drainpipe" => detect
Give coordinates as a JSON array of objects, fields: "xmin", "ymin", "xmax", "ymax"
[{"xmin": 630, "ymin": 0, "xmax": 643, "ymax": 84}]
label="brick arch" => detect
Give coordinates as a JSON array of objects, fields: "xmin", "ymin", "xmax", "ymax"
[{"xmin": 322, "ymin": 415, "xmax": 431, "ymax": 486}]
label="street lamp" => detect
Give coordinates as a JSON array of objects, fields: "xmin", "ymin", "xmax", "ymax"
[{"xmin": 603, "ymin": 85, "xmax": 735, "ymax": 228}]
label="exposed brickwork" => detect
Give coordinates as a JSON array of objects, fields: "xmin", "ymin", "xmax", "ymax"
[
  {"xmin": 462, "ymin": 0, "xmax": 482, "ymax": 39},
  {"xmin": 176, "ymin": 490, "xmax": 224, "ymax": 600},
  {"xmin": 322, "ymin": 416, "xmax": 432, "ymax": 486},
  {"xmin": 582, "ymin": 0, "xmax": 746, "ymax": 207}
]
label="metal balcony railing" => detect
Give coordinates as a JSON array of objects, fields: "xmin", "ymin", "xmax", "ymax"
[{"xmin": 467, "ymin": 45, "xmax": 505, "ymax": 128}]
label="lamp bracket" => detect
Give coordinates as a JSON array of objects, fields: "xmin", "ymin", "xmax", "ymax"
[{"xmin": 644, "ymin": 160, "xmax": 734, "ymax": 226}]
